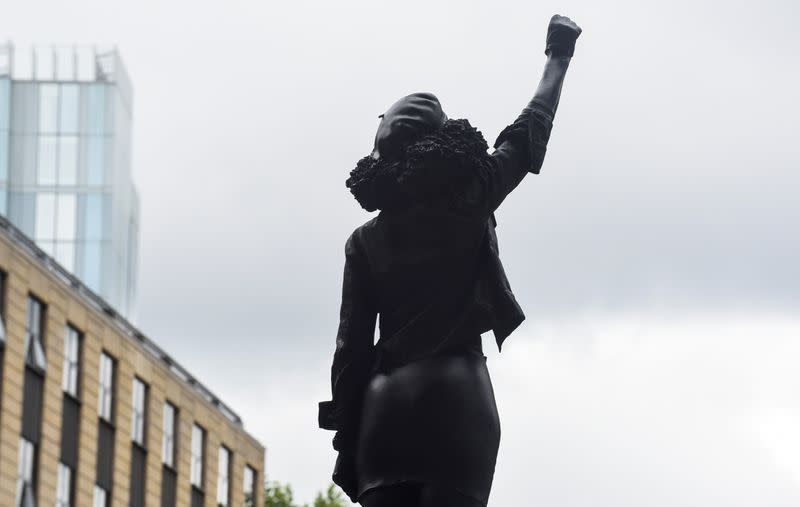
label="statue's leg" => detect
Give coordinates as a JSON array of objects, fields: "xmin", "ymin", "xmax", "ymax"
[
  {"xmin": 419, "ymin": 484, "xmax": 485, "ymax": 507},
  {"xmin": 359, "ymin": 482, "xmax": 422, "ymax": 507}
]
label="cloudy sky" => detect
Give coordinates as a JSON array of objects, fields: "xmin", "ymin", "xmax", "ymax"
[{"xmin": 6, "ymin": 0, "xmax": 800, "ymax": 504}]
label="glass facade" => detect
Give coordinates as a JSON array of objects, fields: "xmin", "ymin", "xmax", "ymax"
[{"xmin": 0, "ymin": 43, "xmax": 139, "ymax": 319}]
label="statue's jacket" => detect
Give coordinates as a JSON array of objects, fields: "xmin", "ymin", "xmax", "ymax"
[{"xmin": 319, "ymin": 101, "xmax": 555, "ymax": 456}]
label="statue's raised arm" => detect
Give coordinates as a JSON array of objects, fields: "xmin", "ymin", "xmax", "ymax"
[{"xmin": 480, "ymin": 14, "xmax": 583, "ymax": 213}]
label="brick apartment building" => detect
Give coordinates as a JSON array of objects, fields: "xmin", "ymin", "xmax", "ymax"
[{"xmin": 0, "ymin": 214, "xmax": 264, "ymax": 506}]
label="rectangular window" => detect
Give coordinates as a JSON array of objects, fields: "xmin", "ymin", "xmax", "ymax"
[
  {"xmin": 96, "ymin": 421, "xmax": 115, "ymax": 496},
  {"xmin": 131, "ymin": 377, "xmax": 147, "ymax": 446},
  {"xmin": 55, "ymin": 242, "xmax": 76, "ymax": 274},
  {"xmin": 34, "ymin": 192, "xmax": 56, "ymax": 241},
  {"xmin": 61, "ymin": 325, "xmax": 81, "ymax": 397},
  {"xmin": 38, "ymin": 83, "xmax": 58, "ymax": 133},
  {"xmin": 56, "ymin": 193, "xmax": 77, "ymax": 241},
  {"xmin": 25, "ymin": 295, "xmax": 47, "ymax": 371},
  {"xmin": 16, "ymin": 437, "xmax": 36, "ymax": 506},
  {"xmin": 243, "ymin": 466, "xmax": 256, "ymax": 507},
  {"xmin": 92, "ymin": 485, "xmax": 107, "ymax": 507},
  {"xmin": 86, "ymin": 137, "xmax": 104, "ymax": 185},
  {"xmin": 56, "ymin": 462, "xmax": 73, "ymax": 507},
  {"xmin": 58, "ymin": 136, "xmax": 78, "ymax": 185},
  {"xmin": 85, "ymin": 194, "xmax": 104, "ymax": 239},
  {"xmin": 130, "ymin": 444, "xmax": 147, "ymax": 507},
  {"xmin": 87, "ymin": 84, "xmax": 105, "ymax": 135},
  {"xmin": 37, "ymin": 135, "xmax": 58, "ymax": 184},
  {"xmin": 59, "ymin": 84, "xmax": 79, "ymax": 133},
  {"xmin": 216, "ymin": 446, "xmax": 231, "ymax": 506},
  {"xmin": 60, "ymin": 395, "xmax": 80, "ymax": 469},
  {"xmin": 161, "ymin": 465, "xmax": 177, "ymax": 507},
  {"xmin": 162, "ymin": 401, "xmax": 177, "ymax": 468},
  {"xmin": 98, "ymin": 352, "xmax": 115, "ymax": 422},
  {"xmin": 190, "ymin": 424, "xmax": 205, "ymax": 489}
]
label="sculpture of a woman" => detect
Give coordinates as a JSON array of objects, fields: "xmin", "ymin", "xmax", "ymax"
[{"xmin": 319, "ymin": 15, "xmax": 582, "ymax": 506}]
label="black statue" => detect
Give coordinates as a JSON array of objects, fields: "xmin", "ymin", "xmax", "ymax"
[{"xmin": 319, "ymin": 15, "xmax": 582, "ymax": 507}]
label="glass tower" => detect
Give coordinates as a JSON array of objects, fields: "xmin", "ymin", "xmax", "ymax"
[{"xmin": 0, "ymin": 44, "xmax": 139, "ymax": 319}]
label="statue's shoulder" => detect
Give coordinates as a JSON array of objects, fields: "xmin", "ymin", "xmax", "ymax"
[{"xmin": 347, "ymin": 216, "xmax": 380, "ymax": 247}]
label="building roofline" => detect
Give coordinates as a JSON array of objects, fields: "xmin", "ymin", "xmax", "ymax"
[{"xmin": 0, "ymin": 213, "xmax": 247, "ymax": 430}]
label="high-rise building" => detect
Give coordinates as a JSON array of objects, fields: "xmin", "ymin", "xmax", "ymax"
[
  {"xmin": 0, "ymin": 214, "xmax": 264, "ymax": 507},
  {"xmin": 0, "ymin": 44, "xmax": 139, "ymax": 319}
]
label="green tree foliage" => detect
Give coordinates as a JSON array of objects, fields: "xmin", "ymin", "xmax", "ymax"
[
  {"xmin": 263, "ymin": 480, "xmax": 352, "ymax": 507},
  {"xmin": 264, "ymin": 480, "xmax": 300, "ymax": 507},
  {"xmin": 312, "ymin": 483, "xmax": 349, "ymax": 507}
]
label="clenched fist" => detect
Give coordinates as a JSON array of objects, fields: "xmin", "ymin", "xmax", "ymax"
[{"xmin": 545, "ymin": 14, "xmax": 582, "ymax": 57}]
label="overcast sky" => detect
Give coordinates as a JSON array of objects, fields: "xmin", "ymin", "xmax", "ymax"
[{"xmin": 5, "ymin": 0, "xmax": 800, "ymax": 505}]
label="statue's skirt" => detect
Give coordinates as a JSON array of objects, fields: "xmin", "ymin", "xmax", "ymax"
[{"xmin": 355, "ymin": 335, "xmax": 500, "ymax": 506}]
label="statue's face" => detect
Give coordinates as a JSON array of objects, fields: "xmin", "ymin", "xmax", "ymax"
[{"xmin": 370, "ymin": 92, "xmax": 447, "ymax": 161}]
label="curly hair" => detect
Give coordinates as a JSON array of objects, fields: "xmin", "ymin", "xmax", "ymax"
[{"xmin": 345, "ymin": 119, "xmax": 492, "ymax": 212}]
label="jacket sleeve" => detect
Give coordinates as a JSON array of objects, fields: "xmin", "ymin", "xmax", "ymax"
[
  {"xmin": 318, "ymin": 231, "xmax": 377, "ymax": 456},
  {"xmin": 462, "ymin": 100, "xmax": 554, "ymax": 217}
]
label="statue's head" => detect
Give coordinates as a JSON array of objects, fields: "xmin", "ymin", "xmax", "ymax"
[
  {"xmin": 371, "ymin": 92, "xmax": 448, "ymax": 161},
  {"xmin": 347, "ymin": 92, "xmax": 489, "ymax": 212}
]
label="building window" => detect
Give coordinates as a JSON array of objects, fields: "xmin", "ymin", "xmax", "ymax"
[
  {"xmin": 92, "ymin": 485, "xmax": 107, "ymax": 507},
  {"xmin": 59, "ymin": 84, "xmax": 79, "ymax": 134},
  {"xmin": 25, "ymin": 295, "xmax": 47, "ymax": 371},
  {"xmin": 130, "ymin": 444, "xmax": 147, "ymax": 507},
  {"xmin": 61, "ymin": 325, "xmax": 81, "ymax": 398},
  {"xmin": 131, "ymin": 377, "xmax": 147, "ymax": 446},
  {"xmin": 216, "ymin": 446, "xmax": 231, "ymax": 507},
  {"xmin": 243, "ymin": 466, "xmax": 256, "ymax": 507},
  {"xmin": 190, "ymin": 424, "xmax": 205, "ymax": 489},
  {"xmin": 56, "ymin": 462, "xmax": 73, "ymax": 507},
  {"xmin": 162, "ymin": 401, "xmax": 177, "ymax": 468},
  {"xmin": 87, "ymin": 84, "xmax": 105, "ymax": 135},
  {"xmin": 58, "ymin": 136, "xmax": 78, "ymax": 185},
  {"xmin": 38, "ymin": 83, "xmax": 59, "ymax": 133},
  {"xmin": 86, "ymin": 137, "xmax": 105, "ymax": 185},
  {"xmin": 16, "ymin": 437, "xmax": 36, "ymax": 506},
  {"xmin": 98, "ymin": 352, "xmax": 115, "ymax": 422},
  {"xmin": 37, "ymin": 137, "xmax": 57, "ymax": 185}
]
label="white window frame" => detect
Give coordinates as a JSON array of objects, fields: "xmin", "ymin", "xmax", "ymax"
[
  {"xmin": 190, "ymin": 424, "xmax": 205, "ymax": 489},
  {"xmin": 56, "ymin": 462, "xmax": 72, "ymax": 507},
  {"xmin": 61, "ymin": 325, "xmax": 80, "ymax": 397},
  {"xmin": 131, "ymin": 377, "xmax": 146, "ymax": 445},
  {"xmin": 16, "ymin": 437, "xmax": 35, "ymax": 507},
  {"xmin": 92, "ymin": 485, "xmax": 107, "ymax": 507},
  {"xmin": 216, "ymin": 446, "xmax": 230, "ymax": 506},
  {"xmin": 243, "ymin": 466, "xmax": 255, "ymax": 507},
  {"xmin": 162, "ymin": 402, "xmax": 176, "ymax": 467},
  {"xmin": 25, "ymin": 295, "xmax": 47, "ymax": 371},
  {"xmin": 98, "ymin": 352, "xmax": 114, "ymax": 422}
]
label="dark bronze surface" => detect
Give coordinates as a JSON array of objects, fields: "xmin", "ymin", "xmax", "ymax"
[{"xmin": 320, "ymin": 14, "xmax": 582, "ymax": 505}]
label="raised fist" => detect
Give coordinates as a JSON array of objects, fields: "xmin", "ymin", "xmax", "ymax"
[{"xmin": 545, "ymin": 14, "xmax": 582, "ymax": 57}]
